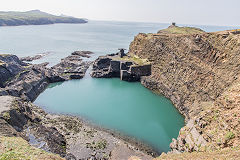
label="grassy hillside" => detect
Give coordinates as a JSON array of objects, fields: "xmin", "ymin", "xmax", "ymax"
[
  {"xmin": 0, "ymin": 10, "xmax": 87, "ymax": 26},
  {"xmin": 0, "ymin": 136, "xmax": 64, "ymax": 160}
]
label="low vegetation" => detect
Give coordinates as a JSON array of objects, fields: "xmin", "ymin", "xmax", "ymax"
[
  {"xmin": 158, "ymin": 26, "xmax": 205, "ymax": 34},
  {"xmin": 155, "ymin": 148, "xmax": 240, "ymax": 160},
  {"xmin": 113, "ymin": 54, "xmax": 150, "ymax": 65},
  {"xmin": 0, "ymin": 136, "xmax": 64, "ymax": 160},
  {"xmin": 0, "ymin": 10, "xmax": 87, "ymax": 26}
]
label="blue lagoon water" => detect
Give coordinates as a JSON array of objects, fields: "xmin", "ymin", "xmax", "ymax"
[{"xmin": 0, "ymin": 20, "xmax": 237, "ymax": 152}]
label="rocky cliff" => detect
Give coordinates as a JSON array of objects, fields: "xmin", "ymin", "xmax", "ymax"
[
  {"xmin": 91, "ymin": 53, "xmax": 151, "ymax": 82},
  {"xmin": 129, "ymin": 26, "xmax": 240, "ymax": 154}
]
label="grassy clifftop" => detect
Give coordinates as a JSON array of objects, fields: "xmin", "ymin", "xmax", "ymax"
[
  {"xmin": 158, "ymin": 25, "xmax": 205, "ymax": 34},
  {"xmin": 0, "ymin": 10, "xmax": 87, "ymax": 26}
]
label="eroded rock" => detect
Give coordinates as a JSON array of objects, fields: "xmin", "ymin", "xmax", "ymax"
[{"xmin": 91, "ymin": 54, "xmax": 151, "ymax": 82}]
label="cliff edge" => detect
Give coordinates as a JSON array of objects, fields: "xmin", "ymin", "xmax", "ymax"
[{"xmin": 129, "ymin": 26, "xmax": 240, "ymax": 155}]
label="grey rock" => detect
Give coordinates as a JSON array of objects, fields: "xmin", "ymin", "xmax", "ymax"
[
  {"xmin": 130, "ymin": 64, "xmax": 151, "ymax": 77},
  {"xmin": 0, "ymin": 54, "xmax": 91, "ymax": 102},
  {"xmin": 0, "ymin": 54, "xmax": 26, "ymax": 87},
  {"xmin": 110, "ymin": 60, "xmax": 120, "ymax": 77},
  {"xmin": 71, "ymin": 51, "xmax": 94, "ymax": 58},
  {"xmin": 120, "ymin": 61, "xmax": 133, "ymax": 70},
  {"xmin": 91, "ymin": 54, "xmax": 151, "ymax": 82}
]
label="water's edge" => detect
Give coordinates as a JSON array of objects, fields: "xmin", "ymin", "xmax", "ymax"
[{"xmin": 34, "ymin": 67, "xmax": 184, "ymax": 155}]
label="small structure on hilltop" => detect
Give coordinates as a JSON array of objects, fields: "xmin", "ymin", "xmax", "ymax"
[
  {"xmin": 168, "ymin": 22, "xmax": 177, "ymax": 28},
  {"xmin": 118, "ymin": 48, "xmax": 126, "ymax": 58}
]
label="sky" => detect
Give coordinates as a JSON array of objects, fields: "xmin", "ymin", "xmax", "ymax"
[{"xmin": 0, "ymin": 0, "xmax": 239, "ymax": 26}]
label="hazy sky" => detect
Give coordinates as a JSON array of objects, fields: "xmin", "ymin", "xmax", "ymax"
[{"xmin": 0, "ymin": 0, "xmax": 239, "ymax": 26}]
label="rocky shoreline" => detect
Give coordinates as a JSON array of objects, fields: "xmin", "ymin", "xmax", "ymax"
[
  {"xmin": 0, "ymin": 52, "xmax": 92, "ymax": 101},
  {"xmin": 0, "ymin": 51, "xmax": 156, "ymax": 160},
  {"xmin": 1, "ymin": 25, "xmax": 240, "ymax": 159}
]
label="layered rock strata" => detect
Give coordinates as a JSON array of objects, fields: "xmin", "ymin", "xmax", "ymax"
[
  {"xmin": 129, "ymin": 27, "xmax": 240, "ymax": 153},
  {"xmin": 91, "ymin": 53, "xmax": 151, "ymax": 82},
  {"xmin": 0, "ymin": 53, "xmax": 91, "ymax": 101}
]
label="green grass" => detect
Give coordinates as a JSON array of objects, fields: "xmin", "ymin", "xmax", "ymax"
[
  {"xmin": 0, "ymin": 136, "xmax": 64, "ymax": 160},
  {"xmin": 225, "ymin": 131, "xmax": 235, "ymax": 141},
  {"xmin": 113, "ymin": 54, "xmax": 150, "ymax": 65},
  {"xmin": 158, "ymin": 26, "xmax": 205, "ymax": 34},
  {"xmin": 0, "ymin": 10, "xmax": 87, "ymax": 26}
]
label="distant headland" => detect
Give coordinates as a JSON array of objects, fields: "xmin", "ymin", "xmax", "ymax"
[{"xmin": 0, "ymin": 10, "xmax": 87, "ymax": 26}]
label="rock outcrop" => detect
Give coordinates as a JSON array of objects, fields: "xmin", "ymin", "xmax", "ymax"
[
  {"xmin": 0, "ymin": 54, "xmax": 26, "ymax": 87},
  {"xmin": 0, "ymin": 53, "xmax": 154, "ymax": 160},
  {"xmin": 71, "ymin": 51, "xmax": 94, "ymax": 58},
  {"xmin": 20, "ymin": 52, "xmax": 50, "ymax": 62},
  {"xmin": 129, "ymin": 27, "xmax": 240, "ymax": 153},
  {"xmin": 91, "ymin": 53, "xmax": 151, "ymax": 82},
  {"xmin": 0, "ymin": 96, "xmax": 67, "ymax": 157},
  {"xmin": 0, "ymin": 95, "xmax": 155, "ymax": 160},
  {"xmin": 51, "ymin": 54, "xmax": 91, "ymax": 80},
  {"xmin": 0, "ymin": 53, "xmax": 91, "ymax": 101}
]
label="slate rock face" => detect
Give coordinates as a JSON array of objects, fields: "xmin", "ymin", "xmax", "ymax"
[
  {"xmin": 0, "ymin": 54, "xmax": 26, "ymax": 87},
  {"xmin": 91, "ymin": 56, "xmax": 112, "ymax": 78},
  {"xmin": 129, "ymin": 29, "xmax": 240, "ymax": 153},
  {"xmin": 0, "ymin": 96, "xmax": 67, "ymax": 157},
  {"xmin": 91, "ymin": 54, "xmax": 151, "ymax": 82},
  {"xmin": 0, "ymin": 54, "xmax": 91, "ymax": 101}
]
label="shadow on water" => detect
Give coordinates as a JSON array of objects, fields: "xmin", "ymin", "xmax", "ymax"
[{"xmin": 47, "ymin": 81, "xmax": 64, "ymax": 89}]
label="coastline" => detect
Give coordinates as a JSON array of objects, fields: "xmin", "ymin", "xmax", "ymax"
[
  {"xmin": 0, "ymin": 52, "xmax": 157, "ymax": 159},
  {"xmin": 1, "ymin": 24, "xmax": 240, "ymax": 159},
  {"xmin": 34, "ymin": 104, "xmax": 160, "ymax": 157}
]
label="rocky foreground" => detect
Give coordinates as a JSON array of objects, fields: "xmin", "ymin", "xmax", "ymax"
[
  {"xmin": 0, "ymin": 52, "xmax": 154, "ymax": 160},
  {"xmin": 1, "ymin": 25, "xmax": 240, "ymax": 159},
  {"xmin": 129, "ymin": 26, "xmax": 240, "ymax": 158},
  {"xmin": 0, "ymin": 53, "xmax": 91, "ymax": 101},
  {"xmin": 0, "ymin": 96, "xmax": 154, "ymax": 160}
]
